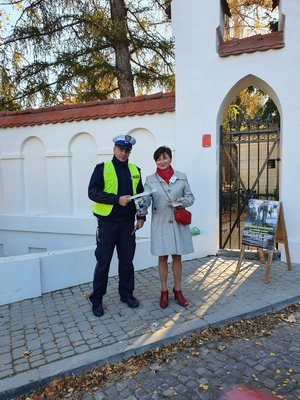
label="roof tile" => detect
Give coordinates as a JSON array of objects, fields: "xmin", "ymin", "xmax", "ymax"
[
  {"xmin": 0, "ymin": 92, "xmax": 175, "ymax": 129},
  {"xmin": 219, "ymin": 31, "xmax": 284, "ymax": 57}
]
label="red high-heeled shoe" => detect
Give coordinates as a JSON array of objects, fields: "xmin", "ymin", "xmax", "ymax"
[
  {"xmin": 160, "ymin": 290, "xmax": 169, "ymax": 308},
  {"xmin": 173, "ymin": 288, "xmax": 188, "ymax": 307}
]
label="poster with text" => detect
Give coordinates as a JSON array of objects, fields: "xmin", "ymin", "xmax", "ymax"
[{"xmin": 242, "ymin": 199, "xmax": 280, "ymax": 250}]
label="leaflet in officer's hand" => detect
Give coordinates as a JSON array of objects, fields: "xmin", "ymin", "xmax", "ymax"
[{"xmin": 129, "ymin": 189, "xmax": 157, "ymax": 200}]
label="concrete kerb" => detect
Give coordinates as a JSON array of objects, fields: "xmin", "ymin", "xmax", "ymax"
[{"xmin": 2, "ymin": 295, "xmax": 300, "ymax": 400}]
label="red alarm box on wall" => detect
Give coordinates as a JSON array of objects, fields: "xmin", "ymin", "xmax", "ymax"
[{"xmin": 202, "ymin": 134, "xmax": 211, "ymax": 147}]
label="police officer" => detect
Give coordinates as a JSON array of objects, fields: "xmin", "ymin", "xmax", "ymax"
[{"xmin": 88, "ymin": 135, "xmax": 145, "ymax": 317}]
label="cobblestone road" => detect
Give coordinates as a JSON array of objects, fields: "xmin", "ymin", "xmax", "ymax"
[{"xmin": 33, "ymin": 307, "xmax": 300, "ymax": 400}]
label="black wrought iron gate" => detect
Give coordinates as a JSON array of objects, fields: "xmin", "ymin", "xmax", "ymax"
[{"xmin": 219, "ymin": 118, "xmax": 280, "ymax": 249}]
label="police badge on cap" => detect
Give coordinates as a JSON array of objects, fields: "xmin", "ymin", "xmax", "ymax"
[{"xmin": 113, "ymin": 135, "xmax": 136, "ymax": 149}]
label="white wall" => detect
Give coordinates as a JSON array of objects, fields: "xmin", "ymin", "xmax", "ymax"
[
  {"xmin": 172, "ymin": 0, "xmax": 300, "ymax": 263},
  {"xmin": 0, "ymin": 113, "xmax": 176, "ymax": 257}
]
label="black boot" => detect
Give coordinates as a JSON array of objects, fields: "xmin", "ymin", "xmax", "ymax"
[{"xmin": 89, "ymin": 295, "xmax": 104, "ymax": 317}]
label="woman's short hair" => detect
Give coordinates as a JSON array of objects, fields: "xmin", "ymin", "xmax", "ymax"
[{"xmin": 153, "ymin": 146, "xmax": 172, "ymax": 161}]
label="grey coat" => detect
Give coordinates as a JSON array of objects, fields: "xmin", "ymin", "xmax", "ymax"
[{"xmin": 144, "ymin": 171, "xmax": 195, "ymax": 256}]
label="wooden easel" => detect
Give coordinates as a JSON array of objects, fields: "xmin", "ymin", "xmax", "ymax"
[{"xmin": 235, "ymin": 202, "xmax": 291, "ymax": 283}]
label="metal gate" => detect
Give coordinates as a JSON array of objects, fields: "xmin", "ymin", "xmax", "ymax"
[{"xmin": 219, "ymin": 117, "xmax": 280, "ymax": 249}]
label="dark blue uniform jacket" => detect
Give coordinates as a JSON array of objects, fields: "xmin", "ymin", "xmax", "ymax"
[{"xmin": 88, "ymin": 156, "xmax": 145, "ymax": 222}]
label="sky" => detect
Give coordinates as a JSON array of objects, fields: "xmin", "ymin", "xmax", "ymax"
[{"xmin": 0, "ymin": 2, "xmax": 21, "ymax": 36}]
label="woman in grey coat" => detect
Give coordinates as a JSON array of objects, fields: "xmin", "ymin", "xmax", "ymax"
[{"xmin": 144, "ymin": 146, "xmax": 195, "ymax": 309}]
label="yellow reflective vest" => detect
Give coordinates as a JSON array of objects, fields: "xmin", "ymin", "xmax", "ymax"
[{"xmin": 92, "ymin": 161, "xmax": 140, "ymax": 216}]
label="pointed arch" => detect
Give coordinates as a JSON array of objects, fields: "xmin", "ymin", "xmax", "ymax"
[
  {"xmin": 217, "ymin": 74, "xmax": 282, "ymax": 126},
  {"xmin": 217, "ymin": 75, "xmax": 281, "ymax": 249}
]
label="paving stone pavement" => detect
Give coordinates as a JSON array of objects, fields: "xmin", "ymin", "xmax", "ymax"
[{"xmin": 0, "ymin": 256, "xmax": 300, "ymax": 399}]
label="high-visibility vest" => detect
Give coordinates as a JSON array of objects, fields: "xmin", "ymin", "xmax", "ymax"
[{"xmin": 92, "ymin": 161, "xmax": 140, "ymax": 216}]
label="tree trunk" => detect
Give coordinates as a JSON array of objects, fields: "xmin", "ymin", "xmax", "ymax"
[{"xmin": 110, "ymin": 0, "xmax": 135, "ymax": 98}]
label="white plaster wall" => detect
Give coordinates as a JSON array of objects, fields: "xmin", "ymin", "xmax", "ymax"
[
  {"xmin": 0, "ymin": 113, "xmax": 177, "ymax": 257},
  {"xmin": 22, "ymin": 137, "xmax": 48, "ymax": 214},
  {"xmin": 1, "ymin": 155, "xmax": 25, "ymax": 214},
  {"xmin": 172, "ymin": 0, "xmax": 300, "ymax": 263}
]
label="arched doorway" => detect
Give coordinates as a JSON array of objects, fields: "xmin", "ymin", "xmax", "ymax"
[{"xmin": 219, "ymin": 86, "xmax": 280, "ymax": 249}]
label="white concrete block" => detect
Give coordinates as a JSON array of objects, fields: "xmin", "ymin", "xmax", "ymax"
[
  {"xmin": 0, "ymin": 256, "xmax": 41, "ymax": 306},
  {"xmin": 40, "ymin": 247, "xmax": 95, "ymax": 293}
]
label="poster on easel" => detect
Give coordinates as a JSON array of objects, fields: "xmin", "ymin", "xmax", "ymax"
[
  {"xmin": 236, "ymin": 199, "xmax": 291, "ymax": 283},
  {"xmin": 241, "ymin": 199, "xmax": 280, "ymax": 250}
]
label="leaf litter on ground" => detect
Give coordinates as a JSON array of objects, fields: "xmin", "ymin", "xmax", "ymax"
[{"xmin": 15, "ymin": 302, "xmax": 300, "ymax": 400}]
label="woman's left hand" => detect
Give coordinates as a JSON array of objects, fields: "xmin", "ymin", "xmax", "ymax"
[{"xmin": 135, "ymin": 219, "xmax": 145, "ymax": 230}]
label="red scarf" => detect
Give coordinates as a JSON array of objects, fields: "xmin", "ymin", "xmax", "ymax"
[{"xmin": 156, "ymin": 166, "xmax": 174, "ymax": 185}]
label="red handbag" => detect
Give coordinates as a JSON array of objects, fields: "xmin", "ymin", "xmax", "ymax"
[
  {"xmin": 174, "ymin": 208, "xmax": 192, "ymax": 225},
  {"xmin": 155, "ymin": 173, "xmax": 192, "ymax": 225}
]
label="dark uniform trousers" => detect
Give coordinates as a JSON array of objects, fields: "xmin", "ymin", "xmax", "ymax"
[{"xmin": 90, "ymin": 218, "xmax": 136, "ymax": 307}]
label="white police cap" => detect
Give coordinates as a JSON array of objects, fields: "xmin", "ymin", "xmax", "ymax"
[{"xmin": 113, "ymin": 135, "xmax": 136, "ymax": 149}]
